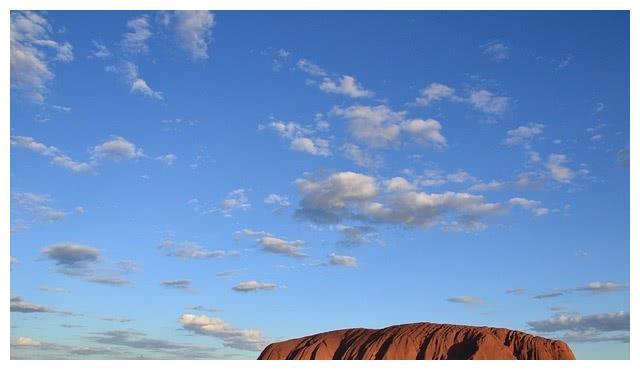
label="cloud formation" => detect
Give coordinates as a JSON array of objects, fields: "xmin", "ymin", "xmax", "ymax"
[
  {"xmin": 332, "ymin": 105, "xmax": 447, "ymax": 148},
  {"xmin": 411, "ymin": 82, "xmax": 459, "ymax": 106},
  {"xmin": 163, "ymin": 241, "xmax": 238, "ymax": 260},
  {"xmin": 11, "ymin": 11, "xmax": 74, "ymax": 102},
  {"xmin": 329, "ymin": 253, "xmax": 358, "ymax": 267},
  {"xmin": 295, "ymin": 171, "xmax": 504, "ymax": 231},
  {"xmin": 319, "ymin": 75, "xmax": 373, "ymax": 98},
  {"xmin": 232, "ymin": 280, "xmax": 279, "ymax": 293},
  {"xmin": 11, "ymin": 136, "xmax": 92, "ymax": 172},
  {"xmin": 528, "ymin": 311, "xmax": 629, "ymax": 333},
  {"xmin": 480, "ymin": 40, "xmax": 510, "ymax": 61},
  {"xmin": 446, "ymin": 296, "xmax": 484, "ymax": 306},
  {"xmin": 180, "ymin": 314, "xmax": 267, "ymax": 351}
]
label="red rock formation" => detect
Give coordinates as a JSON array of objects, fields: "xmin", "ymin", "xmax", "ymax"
[{"xmin": 258, "ymin": 322, "xmax": 575, "ymax": 360}]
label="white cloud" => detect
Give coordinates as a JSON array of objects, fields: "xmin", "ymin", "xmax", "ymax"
[
  {"xmin": 91, "ymin": 136, "xmax": 144, "ymax": 162},
  {"xmin": 341, "ymin": 143, "xmax": 382, "ymax": 168},
  {"xmin": 329, "ymin": 253, "xmax": 358, "ymax": 267},
  {"xmin": 480, "ymin": 40, "xmax": 510, "ymax": 61},
  {"xmin": 109, "ymin": 61, "xmax": 163, "ymax": 100},
  {"xmin": 445, "ymin": 170, "xmax": 474, "ymax": 183},
  {"xmin": 446, "ymin": 296, "xmax": 484, "ymax": 306},
  {"xmin": 290, "ymin": 137, "xmax": 331, "ymax": 156},
  {"xmin": 575, "ymin": 282, "xmax": 629, "ymax": 294},
  {"xmin": 11, "ymin": 11, "xmax": 74, "ymax": 103},
  {"xmin": 528, "ymin": 311, "xmax": 629, "ymax": 333},
  {"xmin": 296, "ymin": 59, "xmax": 327, "ymax": 76},
  {"xmin": 509, "ymin": 197, "xmax": 548, "ymax": 217},
  {"xmin": 257, "ymin": 236, "xmax": 307, "ymax": 258},
  {"xmin": 468, "ymin": 180, "xmax": 504, "ymax": 193},
  {"xmin": 264, "ymin": 194, "xmax": 291, "ymax": 208},
  {"xmin": 232, "ymin": 280, "xmax": 279, "ymax": 292},
  {"xmin": 557, "ymin": 56, "xmax": 573, "ymax": 70},
  {"xmin": 401, "ymin": 119, "xmax": 447, "ymax": 148},
  {"xmin": 12, "ymin": 192, "xmax": 68, "ymax": 223},
  {"xmin": 336, "ymin": 225, "xmax": 377, "ymax": 246},
  {"xmin": 333, "ymin": 105, "xmax": 447, "ymax": 148},
  {"xmin": 505, "ymin": 123, "xmax": 544, "ymax": 145},
  {"xmin": 319, "ymin": 75, "xmax": 373, "ymax": 98},
  {"xmin": 261, "ymin": 119, "xmax": 331, "ymax": 156},
  {"xmin": 156, "ymin": 153, "xmax": 176, "ymax": 166},
  {"xmin": 180, "ymin": 314, "xmax": 267, "ymax": 351},
  {"xmin": 221, "ymin": 189, "xmax": 250, "ymax": 215},
  {"xmin": 332, "ymin": 105, "xmax": 404, "ymax": 147},
  {"xmin": 88, "ymin": 40, "xmax": 111, "ymax": 59},
  {"xmin": 14, "ymin": 337, "xmax": 41, "ymax": 347},
  {"xmin": 545, "ymin": 154, "xmax": 575, "ymax": 183},
  {"xmin": 295, "ymin": 171, "xmax": 378, "ymax": 223},
  {"xmin": 164, "ymin": 241, "xmax": 238, "ymax": 260},
  {"xmin": 122, "ymin": 15, "xmax": 152, "ymax": 54},
  {"xmin": 295, "ymin": 172, "xmax": 503, "ymax": 230},
  {"xmin": 411, "ymin": 83, "xmax": 459, "ymax": 106},
  {"xmin": 469, "ymin": 89, "xmax": 509, "ymax": 114},
  {"xmin": 171, "ymin": 11, "xmax": 215, "ymax": 60}
]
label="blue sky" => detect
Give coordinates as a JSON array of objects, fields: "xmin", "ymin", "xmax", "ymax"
[{"xmin": 10, "ymin": 10, "xmax": 629, "ymax": 359}]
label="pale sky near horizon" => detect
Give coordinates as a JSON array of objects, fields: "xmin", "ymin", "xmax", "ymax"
[{"xmin": 10, "ymin": 10, "xmax": 629, "ymax": 359}]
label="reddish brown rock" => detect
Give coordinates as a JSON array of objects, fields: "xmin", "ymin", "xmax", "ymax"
[{"xmin": 258, "ymin": 322, "xmax": 575, "ymax": 360}]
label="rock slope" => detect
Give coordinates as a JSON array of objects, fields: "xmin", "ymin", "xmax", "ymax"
[{"xmin": 258, "ymin": 322, "xmax": 575, "ymax": 360}]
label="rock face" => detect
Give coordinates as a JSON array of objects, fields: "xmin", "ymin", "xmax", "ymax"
[{"xmin": 258, "ymin": 322, "xmax": 575, "ymax": 360}]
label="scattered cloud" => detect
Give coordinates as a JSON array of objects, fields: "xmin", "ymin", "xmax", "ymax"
[
  {"xmin": 336, "ymin": 225, "xmax": 377, "ymax": 246},
  {"xmin": 221, "ymin": 189, "xmax": 251, "ymax": 215},
  {"xmin": 506, "ymin": 288, "xmax": 525, "ymax": 295},
  {"xmin": 122, "ymin": 15, "xmax": 152, "ymax": 54},
  {"xmin": 468, "ymin": 89, "xmax": 509, "ymax": 114},
  {"xmin": 329, "ymin": 253, "xmax": 358, "ymax": 267},
  {"xmin": 557, "ymin": 56, "xmax": 573, "ymax": 70},
  {"xmin": 296, "ymin": 59, "xmax": 327, "ymax": 77},
  {"xmin": 260, "ymin": 119, "xmax": 331, "ymax": 156},
  {"xmin": 508, "ymin": 197, "xmax": 549, "ymax": 217},
  {"xmin": 186, "ymin": 305, "xmax": 222, "ymax": 313},
  {"xmin": 11, "ymin": 11, "xmax": 74, "ymax": 103},
  {"xmin": 90, "ymin": 136, "xmax": 144, "ymax": 162},
  {"xmin": 264, "ymin": 194, "xmax": 291, "ymax": 208},
  {"xmin": 180, "ymin": 314, "xmax": 267, "ymax": 351},
  {"xmin": 528, "ymin": 311, "xmax": 629, "ymax": 333},
  {"xmin": 505, "ymin": 124, "xmax": 544, "ymax": 146},
  {"xmin": 88, "ymin": 40, "xmax": 110, "ymax": 59},
  {"xmin": 232, "ymin": 280, "xmax": 279, "ymax": 293},
  {"xmin": 163, "ymin": 11, "xmax": 215, "ymax": 60},
  {"xmin": 163, "ymin": 241, "xmax": 238, "ymax": 260},
  {"xmin": 332, "ymin": 105, "xmax": 447, "ymax": 148},
  {"xmin": 319, "ymin": 75, "xmax": 373, "ymax": 98},
  {"xmin": 256, "ymin": 235, "xmax": 307, "ymax": 258},
  {"xmin": 411, "ymin": 82, "xmax": 459, "ymax": 106},
  {"xmin": 161, "ymin": 279, "xmax": 191, "ymax": 290},
  {"xmin": 107, "ymin": 61, "xmax": 163, "ymax": 100},
  {"xmin": 446, "ymin": 296, "xmax": 484, "ymax": 306},
  {"xmin": 100, "ymin": 316, "xmax": 132, "ymax": 323},
  {"xmin": 341, "ymin": 143, "xmax": 382, "ymax": 168},
  {"xmin": 295, "ymin": 171, "xmax": 504, "ymax": 231},
  {"xmin": 574, "ymin": 282, "xmax": 629, "ymax": 294},
  {"xmin": 10, "ymin": 135, "xmax": 92, "ymax": 172},
  {"xmin": 545, "ymin": 154, "xmax": 575, "ymax": 183},
  {"xmin": 10, "ymin": 295, "xmax": 56, "ymax": 314},
  {"xmin": 11, "ymin": 192, "xmax": 68, "ymax": 223},
  {"xmin": 41, "ymin": 243, "xmax": 133, "ymax": 286},
  {"xmin": 480, "ymin": 40, "xmax": 510, "ymax": 61},
  {"xmin": 14, "ymin": 337, "xmax": 41, "ymax": 347}
]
